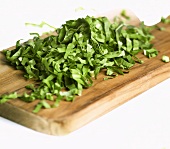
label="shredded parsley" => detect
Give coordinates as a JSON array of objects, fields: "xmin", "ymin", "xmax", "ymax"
[{"xmin": 0, "ymin": 15, "xmax": 158, "ymax": 112}]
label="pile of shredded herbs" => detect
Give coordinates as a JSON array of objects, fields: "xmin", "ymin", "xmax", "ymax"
[{"xmin": 0, "ymin": 15, "xmax": 159, "ymax": 113}]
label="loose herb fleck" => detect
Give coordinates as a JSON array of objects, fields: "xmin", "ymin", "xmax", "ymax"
[
  {"xmin": 162, "ymin": 55, "xmax": 170, "ymax": 63},
  {"xmin": 0, "ymin": 15, "xmax": 158, "ymax": 112},
  {"xmin": 75, "ymin": 7, "xmax": 85, "ymax": 12},
  {"xmin": 120, "ymin": 9, "xmax": 130, "ymax": 20},
  {"xmin": 161, "ymin": 17, "xmax": 170, "ymax": 24},
  {"xmin": 25, "ymin": 21, "xmax": 57, "ymax": 30}
]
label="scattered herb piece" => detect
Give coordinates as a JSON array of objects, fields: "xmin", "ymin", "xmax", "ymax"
[
  {"xmin": 161, "ymin": 17, "xmax": 170, "ymax": 24},
  {"xmin": 25, "ymin": 21, "xmax": 57, "ymax": 30},
  {"xmin": 103, "ymin": 76, "xmax": 115, "ymax": 80},
  {"xmin": 120, "ymin": 9, "xmax": 130, "ymax": 20},
  {"xmin": 33, "ymin": 100, "xmax": 51, "ymax": 113},
  {"xmin": 75, "ymin": 7, "xmax": 85, "ymax": 12},
  {"xmin": 152, "ymin": 25, "xmax": 166, "ymax": 31},
  {"xmin": 159, "ymin": 27, "xmax": 166, "ymax": 31},
  {"xmin": 0, "ymin": 92, "xmax": 18, "ymax": 104},
  {"xmin": 162, "ymin": 55, "xmax": 170, "ymax": 63},
  {"xmin": 144, "ymin": 48, "xmax": 158, "ymax": 58}
]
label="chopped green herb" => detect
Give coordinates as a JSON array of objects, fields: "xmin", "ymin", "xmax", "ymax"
[
  {"xmin": 33, "ymin": 100, "xmax": 51, "ymax": 113},
  {"xmin": 162, "ymin": 55, "xmax": 170, "ymax": 63},
  {"xmin": 144, "ymin": 48, "xmax": 158, "ymax": 58},
  {"xmin": 152, "ymin": 25, "xmax": 166, "ymax": 31},
  {"xmin": 0, "ymin": 14, "xmax": 158, "ymax": 112},
  {"xmin": 75, "ymin": 7, "xmax": 85, "ymax": 12},
  {"xmin": 120, "ymin": 9, "xmax": 130, "ymax": 20},
  {"xmin": 0, "ymin": 92, "xmax": 18, "ymax": 104},
  {"xmin": 103, "ymin": 76, "xmax": 114, "ymax": 80},
  {"xmin": 161, "ymin": 17, "xmax": 170, "ymax": 24},
  {"xmin": 159, "ymin": 27, "xmax": 166, "ymax": 31},
  {"xmin": 25, "ymin": 21, "xmax": 57, "ymax": 30}
]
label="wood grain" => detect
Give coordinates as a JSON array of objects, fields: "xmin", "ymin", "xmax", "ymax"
[{"xmin": 0, "ymin": 11, "xmax": 170, "ymax": 135}]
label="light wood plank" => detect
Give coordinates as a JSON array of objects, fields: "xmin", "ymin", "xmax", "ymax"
[{"xmin": 0, "ymin": 11, "xmax": 170, "ymax": 135}]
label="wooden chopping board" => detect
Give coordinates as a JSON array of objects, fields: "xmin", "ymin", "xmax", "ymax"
[{"xmin": 0, "ymin": 11, "xmax": 170, "ymax": 136}]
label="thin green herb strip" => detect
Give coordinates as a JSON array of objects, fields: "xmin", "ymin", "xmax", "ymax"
[{"xmin": 0, "ymin": 15, "xmax": 157, "ymax": 112}]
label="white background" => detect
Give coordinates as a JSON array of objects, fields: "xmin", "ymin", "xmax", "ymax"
[{"xmin": 0, "ymin": 0, "xmax": 170, "ymax": 149}]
